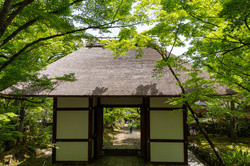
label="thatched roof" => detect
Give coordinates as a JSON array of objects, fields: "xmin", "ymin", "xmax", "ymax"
[{"xmin": 1, "ymin": 47, "xmax": 234, "ymax": 96}]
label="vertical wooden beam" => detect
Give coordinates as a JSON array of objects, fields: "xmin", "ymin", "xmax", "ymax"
[
  {"xmin": 94, "ymin": 97, "xmax": 103, "ymax": 158},
  {"xmin": 183, "ymin": 105, "xmax": 188, "ymax": 165},
  {"xmin": 52, "ymin": 97, "xmax": 57, "ymax": 164},
  {"xmin": 141, "ymin": 97, "xmax": 146, "ymax": 159},
  {"xmin": 88, "ymin": 98, "xmax": 93, "ymax": 161},
  {"xmin": 146, "ymin": 97, "xmax": 150, "ymax": 161},
  {"xmin": 97, "ymin": 98, "xmax": 103, "ymax": 157}
]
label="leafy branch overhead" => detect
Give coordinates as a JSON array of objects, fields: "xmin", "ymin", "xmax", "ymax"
[
  {"xmin": 104, "ymin": 0, "xmax": 250, "ymax": 97},
  {"xmin": 102, "ymin": 0, "xmax": 249, "ymax": 165},
  {"xmin": 0, "ymin": 0, "xmax": 137, "ymax": 92}
]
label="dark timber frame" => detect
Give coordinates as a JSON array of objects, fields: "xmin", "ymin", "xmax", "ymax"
[
  {"xmin": 52, "ymin": 97, "xmax": 93, "ymax": 165},
  {"xmin": 147, "ymin": 97, "xmax": 188, "ymax": 165},
  {"xmin": 97, "ymin": 101, "xmax": 146, "ymax": 159},
  {"xmin": 52, "ymin": 96, "xmax": 188, "ymax": 165}
]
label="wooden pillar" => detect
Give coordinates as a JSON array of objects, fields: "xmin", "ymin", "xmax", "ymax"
[
  {"xmin": 94, "ymin": 98, "xmax": 103, "ymax": 158},
  {"xmin": 183, "ymin": 105, "xmax": 188, "ymax": 165},
  {"xmin": 52, "ymin": 97, "xmax": 57, "ymax": 164},
  {"xmin": 52, "ymin": 97, "xmax": 90, "ymax": 164},
  {"xmin": 141, "ymin": 97, "xmax": 147, "ymax": 159},
  {"xmin": 88, "ymin": 98, "xmax": 93, "ymax": 161},
  {"xmin": 145, "ymin": 97, "xmax": 150, "ymax": 161}
]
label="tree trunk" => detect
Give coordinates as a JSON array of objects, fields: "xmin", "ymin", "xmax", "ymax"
[
  {"xmin": 149, "ymin": 44, "xmax": 226, "ymax": 166},
  {"xmin": 230, "ymin": 101, "xmax": 237, "ymax": 143},
  {"xmin": 186, "ymin": 103, "xmax": 225, "ymax": 166}
]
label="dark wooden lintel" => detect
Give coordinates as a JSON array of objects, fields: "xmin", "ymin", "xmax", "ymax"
[
  {"xmin": 55, "ymin": 139, "xmax": 89, "ymax": 142},
  {"xmin": 150, "ymin": 139, "xmax": 184, "ymax": 142},
  {"xmin": 149, "ymin": 107, "xmax": 184, "ymax": 110},
  {"xmin": 56, "ymin": 107, "xmax": 89, "ymax": 110}
]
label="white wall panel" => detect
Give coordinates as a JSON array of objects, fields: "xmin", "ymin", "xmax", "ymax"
[
  {"xmin": 150, "ymin": 142, "xmax": 184, "ymax": 162},
  {"xmin": 150, "ymin": 111, "xmax": 183, "ymax": 139},
  {"xmin": 57, "ymin": 111, "xmax": 88, "ymax": 139},
  {"xmin": 150, "ymin": 97, "xmax": 181, "ymax": 108},
  {"xmin": 57, "ymin": 97, "xmax": 89, "ymax": 108},
  {"xmin": 56, "ymin": 142, "xmax": 88, "ymax": 161}
]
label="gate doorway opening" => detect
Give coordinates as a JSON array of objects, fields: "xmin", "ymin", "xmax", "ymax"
[{"xmin": 102, "ymin": 107, "xmax": 141, "ymax": 156}]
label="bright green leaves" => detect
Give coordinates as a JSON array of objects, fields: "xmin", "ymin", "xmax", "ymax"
[
  {"xmin": 75, "ymin": 0, "xmax": 135, "ymax": 27},
  {"xmin": 0, "ymin": 107, "xmax": 21, "ymax": 145},
  {"xmin": 102, "ymin": 27, "xmax": 153, "ymax": 58},
  {"xmin": 0, "ymin": 0, "xmax": 136, "ymax": 94},
  {"xmin": 153, "ymin": 56, "xmax": 182, "ymax": 77},
  {"xmin": 219, "ymin": 0, "xmax": 250, "ymax": 29},
  {"xmin": 0, "ymin": 112, "xmax": 18, "ymax": 124},
  {"xmin": 42, "ymin": 0, "xmax": 71, "ymax": 13}
]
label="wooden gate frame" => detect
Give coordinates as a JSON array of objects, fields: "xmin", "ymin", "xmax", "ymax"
[
  {"xmin": 52, "ymin": 97, "xmax": 93, "ymax": 164},
  {"xmin": 145, "ymin": 97, "xmax": 188, "ymax": 165},
  {"xmin": 52, "ymin": 97, "xmax": 188, "ymax": 165},
  {"xmin": 94, "ymin": 100, "xmax": 147, "ymax": 160}
]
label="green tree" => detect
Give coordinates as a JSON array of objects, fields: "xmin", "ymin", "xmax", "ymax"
[
  {"xmin": 0, "ymin": 0, "xmax": 137, "ymax": 162},
  {"xmin": 102, "ymin": 1, "xmax": 250, "ymax": 165},
  {"xmin": 0, "ymin": 0, "xmax": 137, "ymax": 92}
]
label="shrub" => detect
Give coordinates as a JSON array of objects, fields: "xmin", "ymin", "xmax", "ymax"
[{"xmin": 221, "ymin": 145, "xmax": 250, "ymax": 166}]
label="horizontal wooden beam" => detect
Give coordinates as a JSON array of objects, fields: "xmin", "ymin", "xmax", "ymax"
[
  {"xmin": 151, "ymin": 162, "xmax": 187, "ymax": 165},
  {"xmin": 56, "ymin": 107, "xmax": 89, "ymax": 110},
  {"xmin": 150, "ymin": 107, "xmax": 184, "ymax": 110},
  {"xmin": 101, "ymin": 104, "xmax": 142, "ymax": 108},
  {"xmin": 55, "ymin": 161, "xmax": 88, "ymax": 164},
  {"xmin": 55, "ymin": 139, "xmax": 89, "ymax": 142},
  {"xmin": 150, "ymin": 139, "xmax": 184, "ymax": 142}
]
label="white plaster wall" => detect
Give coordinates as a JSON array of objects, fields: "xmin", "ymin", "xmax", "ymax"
[
  {"xmin": 57, "ymin": 111, "xmax": 88, "ymax": 139},
  {"xmin": 150, "ymin": 110, "xmax": 183, "ymax": 139},
  {"xmin": 56, "ymin": 142, "xmax": 88, "ymax": 161},
  {"xmin": 100, "ymin": 97, "xmax": 143, "ymax": 105},
  {"xmin": 57, "ymin": 97, "xmax": 89, "ymax": 108},
  {"xmin": 150, "ymin": 97, "xmax": 181, "ymax": 108},
  {"xmin": 150, "ymin": 142, "xmax": 184, "ymax": 162}
]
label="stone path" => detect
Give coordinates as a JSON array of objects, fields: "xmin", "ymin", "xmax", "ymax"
[
  {"xmin": 188, "ymin": 151, "xmax": 207, "ymax": 166},
  {"xmin": 103, "ymin": 127, "xmax": 141, "ymax": 149}
]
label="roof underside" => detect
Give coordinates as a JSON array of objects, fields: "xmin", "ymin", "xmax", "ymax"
[{"xmin": 2, "ymin": 47, "xmax": 233, "ymax": 96}]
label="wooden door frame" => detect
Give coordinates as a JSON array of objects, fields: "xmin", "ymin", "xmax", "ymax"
[
  {"xmin": 94, "ymin": 103, "xmax": 146, "ymax": 158},
  {"xmin": 146, "ymin": 97, "xmax": 188, "ymax": 165},
  {"xmin": 52, "ymin": 97, "xmax": 93, "ymax": 165}
]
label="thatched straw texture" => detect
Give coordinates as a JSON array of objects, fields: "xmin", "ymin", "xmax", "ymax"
[{"xmin": 1, "ymin": 47, "xmax": 234, "ymax": 96}]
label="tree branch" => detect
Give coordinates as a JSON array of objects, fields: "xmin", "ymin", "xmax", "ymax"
[
  {"xmin": 0, "ymin": 0, "xmax": 13, "ymax": 36},
  {"xmin": 5, "ymin": 0, "xmax": 34, "ymax": 28},
  {"xmin": 0, "ymin": 22, "xmax": 137, "ymax": 72},
  {"xmin": 111, "ymin": 0, "xmax": 124, "ymax": 23},
  {"xmin": 149, "ymin": 44, "xmax": 225, "ymax": 165},
  {"xmin": 0, "ymin": 0, "xmax": 85, "ymax": 47},
  {"xmin": 0, "ymin": 54, "xmax": 9, "ymax": 59},
  {"xmin": 244, "ymin": 15, "xmax": 250, "ymax": 31},
  {"xmin": 0, "ymin": 95, "xmax": 45, "ymax": 104},
  {"xmin": 217, "ymin": 59, "xmax": 250, "ymax": 77},
  {"xmin": 0, "ymin": 19, "xmax": 37, "ymax": 47},
  {"xmin": 180, "ymin": 2, "xmax": 219, "ymax": 28},
  {"xmin": 167, "ymin": 23, "xmax": 181, "ymax": 60},
  {"xmin": 203, "ymin": 63, "xmax": 250, "ymax": 92},
  {"xmin": 0, "ymin": 0, "xmax": 34, "ymax": 39}
]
